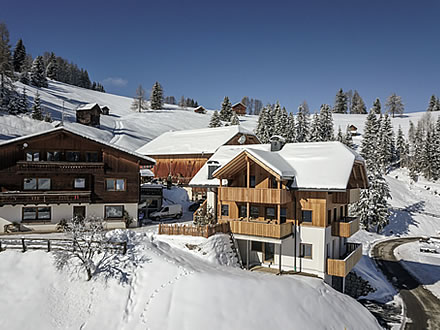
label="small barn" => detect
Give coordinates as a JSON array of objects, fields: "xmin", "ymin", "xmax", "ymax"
[
  {"xmin": 76, "ymin": 103, "xmax": 101, "ymax": 126},
  {"xmin": 232, "ymin": 102, "xmax": 247, "ymax": 116},
  {"xmin": 194, "ymin": 106, "xmax": 207, "ymax": 114},
  {"xmin": 348, "ymin": 124, "xmax": 358, "ymax": 136},
  {"xmin": 101, "ymin": 105, "xmax": 110, "ymax": 115}
]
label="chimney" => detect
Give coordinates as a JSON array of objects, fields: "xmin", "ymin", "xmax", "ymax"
[
  {"xmin": 207, "ymin": 160, "xmax": 221, "ymax": 179},
  {"xmin": 269, "ymin": 135, "xmax": 286, "ymax": 152}
]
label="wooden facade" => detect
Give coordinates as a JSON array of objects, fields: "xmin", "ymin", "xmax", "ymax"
[
  {"xmin": 194, "ymin": 106, "xmax": 206, "ymax": 114},
  {"xmin": 232, "ymin": 102, "xmax": 247, "ymax": 116},
  {"xmin": 101, "ymin": 106, "xmax": 110, "ymax": 115},
  {"xmin": 0, "ymin": 128, "xmax": 154, "ymax": 208},
  {"xmin": 327, "ymin": 243, "xmax": 362, "ymax": 277},
  {"xmin": 150, "ymin": 132, "xmax": 259, "ymax": 184},
  {"xmin": 76, "ymin": 104, "xmax": 101, "ymax": 126}
]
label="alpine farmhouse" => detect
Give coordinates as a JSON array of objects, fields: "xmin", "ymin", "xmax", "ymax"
[
  {"xmin": 0, "ymin": 127, "xmax": 155, "ymax": 233},
  {"xmin": 190, "ymin": 138, "xmax": 368, "ymax": 291}
]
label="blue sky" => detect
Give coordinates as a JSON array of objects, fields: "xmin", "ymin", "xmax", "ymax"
[{"xmin": 2, "ymin": 0, "xmax": 440, "ymax": 112}]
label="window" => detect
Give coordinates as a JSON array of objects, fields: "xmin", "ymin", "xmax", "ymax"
[
  {"xmin": 105, "ymin": 205, "xmax": 124, "ymax": 219},
  {"xmin": 86, "ymin": 152, "xmax": 99, "ymax": 162},
  {"xmin": 73, "ymin": 206, "xmax": 86, "ymax": 220},
  {"xmin": 221, "ymin": 204, "xmax": 229, "ymax": 217},
  {"xmin": 26, "ymin": 152, "xmax": 39, "ymax": 161},
  {"xmin": 250, "ymin": 205, "xmax": 259, "ymax": 219},
  {"xmin": 66, "ymin": 151, "xmax": 81, "ymax": 162},
  {"xmin": 22, "ymin": 207, "xmax": 51, "ymax": 222},
  {"xmin": 23, "ymin": 178, "xmax": 50, "ymax": 190},
  {"xmin": 271, "ymin": 177, "xmax": 278, "ymax": 189},
  {"xmin": 250, "ymin": 175, "xmax": 256, "ymax": 188},
  {"xmin": 251, "ymin": 241, "xmax": 263, "ymax": 252},
  {"xmin": 106, "ymin": 179, "xmax": 126, "ymax": 191},
  {"xmin": 328, "ymin": 209, "xmax": 332, "ymax": 225},
  {"xmin": 280, "ymin": 208, "xmax": 287, "ymax": 223},
  {"xmin": 340, "ymin": 206, "xmax": 344, "ymax": 217},
  {"xmin": 74, "ymin": 178, "xmax": 86, "ymax": 189},
  {"xmin": 47, "ymin": 151, "xmax": 61, "ymax": 161},
  {"xmin": 239, "ymin": 205, "xmax": 247, "ymax": 218},
  {"xmin": 264, "ymin": 243, "xmax": 275, "ymax": 262},
  {"xmin": 301, "ymin": 243, "xmax": 312, "ymax": 259},
  {"xmin": 302, "ymin": 210, "xmax": 312, "ymax": 223},
  {"xmin": 334, "ymin": 208, "xmax": 337, "ymax": 222},
  {"xmin": 265, "ymin": 207, "xmax": 276, "ymax": 219}
]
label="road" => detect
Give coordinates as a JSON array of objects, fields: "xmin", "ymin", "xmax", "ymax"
[{"xmin": 372, "ymin": 237, "xmax": 440, "ymax": 330}]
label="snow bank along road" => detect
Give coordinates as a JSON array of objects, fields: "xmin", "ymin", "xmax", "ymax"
[{"xmin": 372, "ymin": 237, "xmax": 440, "ymax": 329}]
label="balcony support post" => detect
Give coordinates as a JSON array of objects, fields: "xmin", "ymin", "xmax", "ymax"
[
  {"xmin": 246, "ymin": 240, "xmax": 250, "ymax": 270},
  {"xmin": 279, "ymin": 243, "xmax": 282, "ymax": 274}
]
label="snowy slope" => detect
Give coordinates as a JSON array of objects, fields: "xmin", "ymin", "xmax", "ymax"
[
  {"xmin": 1, "ymin": 80, "xmax": 439, "ymax": 152},
  {"xmin": 0, "ymin": 231, "xmax": 381, "ymax": 330}
]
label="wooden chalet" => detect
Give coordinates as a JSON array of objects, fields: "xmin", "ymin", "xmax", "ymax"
[
  {"xmin": 194, "ymin": 106, "xmax": 207, "ymax": 114},
  {"xmin": 136, "ymin": 126, "xmax": 260, "ymax": 189},
  {"xmin": 0, "ymin": 127, "xmax": 155, "ymax": 233},
  {"xmin": 101, "ymin": 105, "xmax": 110, "ymax": 115},
  {"xmin": 76, "ymin": 103, "xmax": 102, "ymax": 126},
  {"xmin": 232, "ymin": 102, "xmax": 247, "ymax": 116},
  {"xmin": 190, "ymin": 139, "xmax": 368, "ymax": 291},
  {"xmin": 348, "ymin": 124, "xmax": 358, "ymax": 136}
]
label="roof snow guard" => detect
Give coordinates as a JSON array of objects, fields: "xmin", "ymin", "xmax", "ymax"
[{"xmin": 190, "ymin": 142, "xmax": 366, "ymax": 191}]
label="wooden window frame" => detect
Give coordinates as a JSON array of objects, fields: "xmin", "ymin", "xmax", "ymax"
[
  {"xmin": 301, "ymin": 243, "xmax": 313, "ymax": 259},
  {"xmin": 74, "ymin": 178, "xmax": 86, "ymax": 189},
  {"xmin": 250, "ymin": 205, "xmax": 259, "ymax": 219},
  {"xmin": 66, "ymin": 150, "xmax": 81, "ymax": 162},
  {"xmin": 104, "ymin": 205, "xmax": 124, "ymax": 220},
  {"xmin": 239, "ymin": 204, "xmax": 247, "ymax": 218},
  {"xmin": 280, "ymin": 207, "xmax": 287, "ymax": 223},
  {"xmin": 85, "ymin": 151, "xmax": 99, "ymax": 162},
  {"xmin": 22, "ymin": 206, "xmax": 52, "ymax": 223},
  {"xmin": 265, "ymin": 207, "xmax": 276, "ymax": 220},
  {"xmin": 221, "ymin": 204, "xmax": 229, "ymax": 217},
  {"xmin": 105, "ymin": 178, "xmax": 126, "ymax": 192},
  {"xmin": 23, "ymin": 178, "xmax": 51, "ymax": 190},
  {"xmin": 47, "ymin": 151, "xmax": 62, "ymax": 161},
  {"xmin": 302, "ymin": 210, "xmax": 313, "ymax": 224},
  {"xmin": 249, "ymin": 175, "xmax": 256, "ymax": 188},
  {"xmin": 25, "ymin": 151, "xmax": 40, "ymax": 162}
]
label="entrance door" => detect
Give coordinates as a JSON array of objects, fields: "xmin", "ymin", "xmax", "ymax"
[
  {"xmin": 73, "ymin": 206, "xmax": 86, "ymax": 220},
  {"xmin": 264, "ymin": 243, "xmax": 275, "ymax": 263}
]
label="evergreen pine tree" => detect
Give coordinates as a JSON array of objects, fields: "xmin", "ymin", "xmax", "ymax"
[
  {"xmin": 435, "ymin": 97, "xmax": 440, "ymax": 112},
  {"xmin": 46, "ymin": 52, "xmax": 58, "ymax": 79},
  {"xmin": 319, "ymin": 104, "xmax": 334, "ymax": 141},
  {"xmin": 12, "ymin": 39, "xmax": 26, "ymax": 72},
  {"xmin": 30, "ymin": 56, "xmax": 48, "ymax": 88},
  {"xmin": 295, "ymin": 104, "xmax": 310, "ymax": 142},
  {"xmin": 421, "ymin": 126, "xmax": 436, "ymax": 180},
  {"xmin": 371, "ymin": 98, "xmax": 381, "ymax": 114},
  {"xmin": 377, "ymin": 114, "xmax": 394, "ymax": 172},
  {"xmin": 336, "ymin": 126, "xmax": 344, "ymax": 143},
  {"xmin": 333, "ymin": 88, "xmax": 347, "ymax": 113},
  {"xmin": 344, "ymin": 126, "xmax": 354, "ymax": 149},
  {"xmin": 427, "ymin": 94, "xmax": 437, "ymax": 112},
  {"xmin": 219, "ymin": 96, "xmax": 232, "ymax": 121},
  {"xmin": 396, "ymin": 125, "xmax": 407, "ymax": 168},
  {"xmin": 31, "ymin": 91, "xmax": 44, "ymax": 120},
  {"xmin": 230, "ymin": 111, "xmax": 240, "ymax": 125},
  {"xmin": 286, "ymin": 112, "xmax": 296, "ymax": 143},
  {"xmin": 408, "ymin": 120, "xmax": 415, "ymax": 144},
  {"xmin": 360, "ymin": 111, "xmax": 379, "ymax": 163},
  {"xmin": 255, "ymin": 107, "xmax": 270, "ymax": 143},
  {"xmin": 350, "ymin": 90, "xmax": 367, "ymax": 114},
  {"xmin": 209, "ymin": 110, "xmax": 222, "ymax": 128},
  {"xmin": 44, "ymin": 111, "xmax": 53, "ymax": 122},
  {"xmin": 150, "ymin": 81, "xmax": 163, "ymax": 110}
]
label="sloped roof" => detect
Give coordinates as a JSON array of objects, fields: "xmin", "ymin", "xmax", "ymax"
[
  {"xmin": 0, "ymin": 126, "xmax": 155, "ymax": 165},
  {"xmin": 136, "ymin": 125, "xmax": 258, "ymax": 156},
  {"xmin": 232, "ymin": 102, "xmax": 246, "ymax": 108},
  {"xmin": 77, "ymin": 103, "xmax": 101, "ymax": 111},
  {"xmin": 190, "ymin": 142, "xmax": 365, "ymax": 191}
]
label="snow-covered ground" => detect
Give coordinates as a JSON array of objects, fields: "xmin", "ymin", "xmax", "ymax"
[{"xmin": 0, "ymin": 231, "xmax": 381, "ymax": 330}]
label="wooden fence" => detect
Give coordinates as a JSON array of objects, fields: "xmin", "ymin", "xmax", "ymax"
[
  {"xmin": 158, "ymin": 222, "xmax": 230, "ymax": 238},
  {"xmin": 0, "ymin": 237, "xmax": 127, "ymax": 254}
]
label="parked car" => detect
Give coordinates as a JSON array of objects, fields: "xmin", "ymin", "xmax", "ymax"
[{"xmin": 149, "ymin": 204, "xmax": 183, "ymax": 221}]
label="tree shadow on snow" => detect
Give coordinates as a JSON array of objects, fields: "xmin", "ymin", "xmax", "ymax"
[{"xmin": 383, "ymin": 202, "xmax": 425, "ymax": 236}]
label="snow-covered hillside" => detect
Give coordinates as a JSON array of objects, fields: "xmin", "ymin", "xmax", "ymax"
[
  {"xmin": 0, "ymin": 231, "xmax": 381, "ymax": 330},
  {"xmin": 1, "ymin": 80, "xmax": 439, "ymax": 151}
]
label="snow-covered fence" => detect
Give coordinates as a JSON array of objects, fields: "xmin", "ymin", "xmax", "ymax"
[
  {"xmin": 0, "ymin": 237, "xmax": 127, "ymax": 254},
  {"xmin": 158, "ymin": 223, "xmax": 230, "ymax": 238}
]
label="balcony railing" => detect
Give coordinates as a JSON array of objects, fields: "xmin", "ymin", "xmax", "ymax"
[
  {"xmin": 0, "ymin": 191, "xmax": 92, "ymax": 205},
  {"xmin": 16, "ymin": 161, "xmax": 105, "ymax": 173},
  {"xmin": 331, "ymin": 216, "xmax": 360, "ymax": 238},
  {"xmin": 327, "ymin": 242, "xmax": 362, "ymax": 277},
  {"xmin": 218, "ymin": 187, "xmax": 292, "ymax": 204},
  {"xmin": 219, "ymin": 219, "xmax": 292, "ymax": 239}
]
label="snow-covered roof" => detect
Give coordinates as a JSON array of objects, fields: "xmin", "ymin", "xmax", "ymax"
[
  {"xmin": 77, "ymin": 103, "xmax": 100, "ymax": 111},
  {"xmin": 136, "ymin": 125, "xmax": 258, "ymax": 156},
  {"xmin": 0, "ymin": 126, "xmax": 156, "ymax": 165},
  {"xmin": 190, "ymin": 142, "xmax": 365, "ymax": 191},
  {"xmin": 140, "ymin": 168, "xmax": 155, "ymax": 177},
  {"xmin": 232, "ymin": 102, "xmax": 246, "ymax": 108}
]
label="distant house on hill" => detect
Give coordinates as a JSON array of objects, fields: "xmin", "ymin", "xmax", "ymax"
[
  {"xmin": 76, "ymin": 103, "xmax": 101, "ymax": 126},
  {"xmin": 194, "ymin": 106, "xmax": 207, "ymax": 114},
  {"xmin": 101, "ymin": 105, "xmax": 110, "ymax": 115},
  {"xmin": 348, "ymin": 125, "xmax": 358, "ymax": 136},
  {"xmin": 232, "ymin": 102, "xmax": 247, "ymax": 116}
]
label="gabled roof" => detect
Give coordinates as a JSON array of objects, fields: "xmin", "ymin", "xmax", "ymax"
[
  {"xmin": 77, "ymin": 103, "xmax": 101, "ymax": 111},
  {"xmin": 136, "ymin": 125, "xmax": 258, "ymax": 156},
  {"xmin": 232, "ymin": 102, "xmax": 246, "ymax": 108},
  {"xmin": 0, "ymin": 126, "xmax": 155, "ymax": 165},
  {"xmin": 190, "ymin": 142, "xmax": 366, "ymax": 191}
]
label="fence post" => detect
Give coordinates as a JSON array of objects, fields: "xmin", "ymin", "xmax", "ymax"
[
  {"xmin": 22, "ymin": 237, "xmax": 26, "ymax": 252},
  {"xmin": 122, "ymin": 241, "xmax": 127, "ymax": 255},
  {"xmin": 47, "ymin": 240, "xmax": 51, "ymax": 252}
]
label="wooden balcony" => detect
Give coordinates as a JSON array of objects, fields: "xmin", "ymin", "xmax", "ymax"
[
  {"xmin": 218, "ymin": 187, "xmax": 292, "ymax": 204},
  {"xmin": 16, "ymin": 161, "xmax": 105, "ymax": 173},
  {"xmin": 327, "ymin": 243, "xmax": 362, "ymax": 277},
  {"xmin": 331, "ymin": 216, "xmax": 360, "ymax": 238},
  {"xmin": 219, "ymin": 219, "xmax": 292, "ymax": 239},
  {"xmin": 0, "ymin": 191, "xmax": 92, "ymax": 205}
]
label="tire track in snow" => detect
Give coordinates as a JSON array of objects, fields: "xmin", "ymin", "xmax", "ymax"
[{"xmin": 110, "ymin": 120, "xmax": 124, "ymax": 145}]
